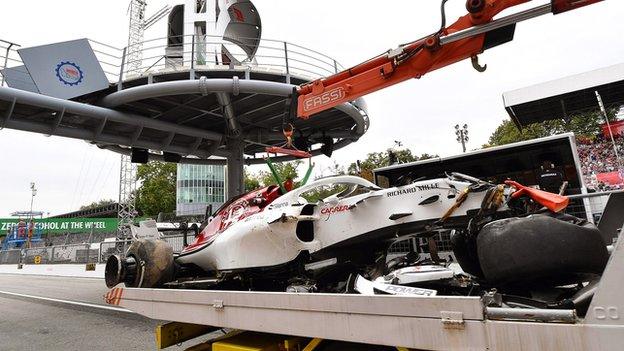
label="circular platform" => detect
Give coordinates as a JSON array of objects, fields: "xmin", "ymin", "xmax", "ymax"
[{"xmin": 91, "ymin": 69, "xmax": 368, "ymax": 165}]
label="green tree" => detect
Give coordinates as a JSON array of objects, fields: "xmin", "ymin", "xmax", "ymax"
[
  {"xmin": 488, "ymin": 109, "xmax": 619, "ymax": 147},
  {"xmin": 244, "ymin": 161, "xmax": 305, "ymax": 191},
  {"xmin": 258, "ymin": 161, "xmax": 303, "ymax": 187},
  {"xmin": 244, "ymin": 169, "xmax": 261, "ymax": 192},
  {"xmin": 486, "ymin": 119, "xmax": 555, "ymax": 146},
  {"xmin": 136, "ymin": 162, "xmax": 177, "ymax": 217},
  {"xmin": 80, "ymin": 199, "xmax": 116, "ymax": 210},
  {"xmin": 347, "ymin": 148, "xmax": 436, "ymax": 175}
]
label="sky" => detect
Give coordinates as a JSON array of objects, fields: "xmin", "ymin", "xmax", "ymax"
[{"xmin": 0, "ymin": 0, "xmax": 621, "ymax": 217}]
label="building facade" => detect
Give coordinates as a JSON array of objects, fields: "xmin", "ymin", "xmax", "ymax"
[{"xmin": 176, "ymin": 164, "xmax": 226, "ymax": 216}]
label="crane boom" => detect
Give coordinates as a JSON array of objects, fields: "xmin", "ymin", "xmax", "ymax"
[{"xmin": 295, "ymin": 0, "xmax": 603, "ymax": 119}]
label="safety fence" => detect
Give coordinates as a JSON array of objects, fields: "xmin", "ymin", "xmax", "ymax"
[
  {"xmin": 0, "ymin": 39, "xmax": 21, "ymax": 87},
  {"xmin": 0, "ymin": 35, "xmax": 344, "ymax": 89},
  {"xmin": 0, "ymin": 234, "xmax": 186, "ymax": 266},
  {"xmin": 0, "ymin": 244, "xmax": 97, "ymax": 265}
]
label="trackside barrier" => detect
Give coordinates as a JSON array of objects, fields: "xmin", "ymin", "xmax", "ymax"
[
  {"xmin": 566, "ymin": 190, "xmax": 621, "ymax": 223},
  {"xmin": 0, "ymin": 235, "xmax": 185, "ymax": 266},
  {"xmin": 0, "ymin": 249, "xmax": 21, "ymax": 265}
]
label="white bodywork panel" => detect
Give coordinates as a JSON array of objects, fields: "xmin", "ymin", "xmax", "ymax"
[
  {"xmin": 177, "ymin": 176, "xmax": 498, "ymax": 272},
  {"xmin": 376, "ymin": 265, "xmax": 456, "ymax": 285},
  {"xmin": 130, "ymin": 219, "xmax": 162, "ymax": 240}
]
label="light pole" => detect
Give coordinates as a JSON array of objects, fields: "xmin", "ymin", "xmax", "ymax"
[
  {"xmin": 29, "ymin": 182, "xmax": 37, "ymax": 221},
  {"xmin": 595, "ymin": 91, "xmax": 622, "ymax": 168},
  {"xmin": 455, "ymin": 124, "xmax": 469, "ymax": 153}
]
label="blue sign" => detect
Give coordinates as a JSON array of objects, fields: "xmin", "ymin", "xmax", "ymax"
[{"xmin": 55, "ymin": 61, "xmax": 84, "ymax": 86}]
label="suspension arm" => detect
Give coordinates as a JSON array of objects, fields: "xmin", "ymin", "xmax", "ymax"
[{"xmin": 295, "ymin": 0, "xmax": 603, "ymax": 119}]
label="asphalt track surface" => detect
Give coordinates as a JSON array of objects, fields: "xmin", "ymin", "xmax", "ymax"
[{"xmin": 0, "ymin": 274, "xmax": 218, "ymax": 350}]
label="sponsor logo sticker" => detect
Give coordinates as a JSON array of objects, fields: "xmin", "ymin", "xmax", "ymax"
[
  {"xmin": 387, "ymin": 183, "xmax": 439, "ymax": 197},
  {"xmin": 320, "ymin": 205, "xmax": 350, "ymax": 215},
  {"xmin": 55, "ymin": 61, "xmax": 84, "ymax": 86},
  {"xmin": 303, "ymin": 87, "xmax": 346, "ymax": 112}
]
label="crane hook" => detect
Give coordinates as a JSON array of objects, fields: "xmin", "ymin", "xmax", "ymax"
[{"xmin": 471, "ymin": 55, "xmax": 487, "ymax": 73}]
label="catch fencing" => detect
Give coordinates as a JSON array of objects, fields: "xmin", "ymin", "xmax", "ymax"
[{"xmin": 0, "ymin": 234, "xmax": 186, "ymax": 266}]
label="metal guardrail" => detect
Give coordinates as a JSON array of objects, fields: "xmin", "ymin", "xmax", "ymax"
[
  {"xmin": 566, "ymin": 190, "xmax": 622, "ymax": 223},
  {"xmin": 0, "ymin": 35, "xmax": 344, "ymax": 88},
  {"xmin": 120, "ymin": 34, "xmax": 344, "ymax": 83},
  {"xmin": 0, "ymin": 39, "xmax": 21, "ymax": 87},
  {"xmin": 0, "ymin": 234, "xmax": 187, "ymax": 266}
]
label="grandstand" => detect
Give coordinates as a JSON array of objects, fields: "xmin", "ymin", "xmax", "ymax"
[
  {"xmin": 50, "ymin": 203, "xmax": 119, "ymax": 219},
  {"xmin": 578, "ymin": 135, "xmax": 624, "ymax": 191},
  {"xmin": 503, "ymin": 63, "xmax": 624, "ymax": 192}
]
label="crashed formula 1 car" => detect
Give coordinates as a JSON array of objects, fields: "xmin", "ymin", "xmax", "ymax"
[{"xmin": 106, "ymin": 173, "xmax": 609, "ymax": 316}]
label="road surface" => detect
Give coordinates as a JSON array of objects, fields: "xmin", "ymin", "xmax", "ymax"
[{"xmin": 0, "ymin": 274, "xmax": 218, "ymax": 350}]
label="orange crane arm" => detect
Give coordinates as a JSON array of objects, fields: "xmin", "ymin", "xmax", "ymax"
[{"xmin": 295, "ymin": 0, "xmax": 603, "ymax": 119}]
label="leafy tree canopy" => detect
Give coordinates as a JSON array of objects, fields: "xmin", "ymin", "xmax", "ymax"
[
  {"xmin": 347, "ymin": 148, "xmax": 437, "ymax": 175},
  {"xmin": 136, "ymin": 162, "xmax": 177, "ymax": 217},
  {"xmin": 79, "ymin": 199, "xmax": 116, "ymax": 211},
  {"xmin": 244, "ymin": 161, "xmax": 304, "ymax": 192},
  {"xmin": 487, "ymin": 109, "xmax": 618, "ymax": 147}
]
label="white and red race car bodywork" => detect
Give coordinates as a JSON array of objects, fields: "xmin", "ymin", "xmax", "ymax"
[
  {"xmin": 176, "ymin": 175, "xmax": 504, "ymax": 273},
  {"xmin": 106, "ymin": 171, "xmax": 608, "ymax": 315}
]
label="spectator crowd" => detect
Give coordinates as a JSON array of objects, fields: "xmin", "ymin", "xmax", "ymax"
[{"xmin": 577, "ymin": 135, "xmax": 624, "ymax": 191}]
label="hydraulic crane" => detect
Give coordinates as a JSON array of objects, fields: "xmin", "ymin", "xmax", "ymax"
[{"xmin": 293, "ymin": 0, "xmax": 603, "ymax": 119}]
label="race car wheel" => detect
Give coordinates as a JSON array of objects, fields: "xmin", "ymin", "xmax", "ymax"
[{"xmin": 477, "ymin": 215, "xmax": 609, "ymax": 285}]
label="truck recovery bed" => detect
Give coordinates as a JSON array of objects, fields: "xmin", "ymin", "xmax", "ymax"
[{"xmin": 105, "ymin": 229, "xmax": 624, "ymax": 350}]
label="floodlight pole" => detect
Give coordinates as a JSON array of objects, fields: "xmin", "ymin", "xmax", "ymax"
[
  {"xmin": 29, "ymin": 182, "xmax": 36, "ymax": 222},
  {"xmin": 595, "ymin": 91, "xmax": 621, "ymax": 167},
  {"xmin": 455, "ymin": 124, "xmax": 469, "ymax": 153}
]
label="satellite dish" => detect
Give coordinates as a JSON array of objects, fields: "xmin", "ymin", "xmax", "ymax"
[{"xmin": 215, "ymin": 0, "xmax": 262, "ymax": 64}]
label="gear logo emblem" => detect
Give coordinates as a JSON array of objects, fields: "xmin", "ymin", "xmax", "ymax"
[{"xmin": 55, "ymin": 61, "xmax": 84, "ymax": 86}]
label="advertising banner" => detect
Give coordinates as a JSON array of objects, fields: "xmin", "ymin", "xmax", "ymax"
[
  {"xmin": 602, "ymin": 120, "xmax": 624, "ymax": 138},
  {"xmin": 0, "ymin": 218, "xmax": 118, "ymax": 236},
  {"xmin": 0, "ymin": 65, "xmax": 39, "ymax": 93},
  {"xmin": 18, "ymin": 38, "xmax": 110, "ymax": 99},
  {"xmin": 597, "ymin": 171, "xmax": 624, "ymax": 186}
]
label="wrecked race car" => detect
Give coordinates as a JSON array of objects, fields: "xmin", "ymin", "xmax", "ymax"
[{"xmin": 105, "ymin": 173, "xmax": 609, "ymax": 315}]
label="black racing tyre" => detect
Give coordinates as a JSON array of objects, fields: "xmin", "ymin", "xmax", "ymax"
[
  {"xmin": 477, "ymin": 215, "xmax": 609, "ymax": 285},
  {"xmin": 451, "ymin": 230, "xmax": 484, "ymax": 278}
]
